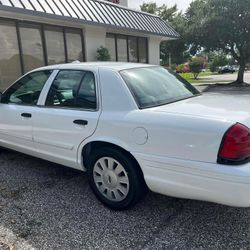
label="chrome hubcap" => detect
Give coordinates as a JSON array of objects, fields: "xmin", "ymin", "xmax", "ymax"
[{"xmin": 93, "ymin": 157, "xmax": 129, "ymax": 202}]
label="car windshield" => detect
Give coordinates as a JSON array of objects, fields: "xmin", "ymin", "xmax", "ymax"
[{"xmin": 120, "ymin": 66, "xmax": 200, "ymax": 109}]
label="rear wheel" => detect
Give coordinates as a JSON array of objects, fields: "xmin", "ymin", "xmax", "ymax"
[{"xmin": 87, "ymin": 147, "xmax": 147, "ymax": 210}]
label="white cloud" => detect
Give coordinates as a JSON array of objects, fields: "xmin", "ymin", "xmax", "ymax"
[{"xmin": 128, "ymin": 0, "xmax": 192, "ymax": 12}]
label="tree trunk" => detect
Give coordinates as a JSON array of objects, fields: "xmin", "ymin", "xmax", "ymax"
[{"xmin": 236, "ymin": 63, "xmax": 245, "ymax": 84}]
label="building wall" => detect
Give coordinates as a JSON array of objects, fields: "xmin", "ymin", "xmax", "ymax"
[
  {"xmin": 118, "ymin": 0, "xmax": 128, "ymax": 6},
  {"xmin": 83, "ymin": 27, "xmax": 162, "ymax": 64},
  {"xmin": 105, "ymin": 0, "xmax": 128, "ymax": 6},
  {"xmin": 84, "ymin": 26, "xmax": 107, "ymax": 62},
  {"xmin": 148, "ymin": 36, "xmax": 162, "ymax": 65}
]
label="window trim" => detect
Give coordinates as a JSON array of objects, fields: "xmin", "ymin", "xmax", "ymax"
[
  {"xmin": 64, "ymin": 29, "xmax": 85, "ymax": 63},
  {"xmin": 0, "ymin": 17, "xmax": 85, "ymax": 76},
  {"xmin": 44, "ymin": 25, "xmax": 66, "ymax": 65},
  {"xmin": 18, "ymin": 23, "xmax": 46, "ymax": 72},
  {"xmin": 1, "ymin": 70, "xmax": 54, "ymax": 107},
  {"xmin": 106, "ymin": 33, "xmax": 148, "ymax": 63},
  {"xmin": 119, "ymin": 66, "xmax": 201, "ymax": 110},
  {"xmin": 42, "ymin": 69, "xmax": 99, "ymax": 112}
]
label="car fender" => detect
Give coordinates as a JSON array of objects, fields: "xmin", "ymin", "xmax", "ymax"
[{"xmin": 77, "ymin": 135, "xmax": 132, "ymax": 171}]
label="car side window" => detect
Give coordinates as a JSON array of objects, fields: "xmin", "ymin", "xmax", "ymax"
[
  {"xmin": 45, "ymin": 70, "xmax": 97, "ymax": 110},
  {"xmin": 2, "ymin": 70, "xmax": 52, "ymax": 105}
]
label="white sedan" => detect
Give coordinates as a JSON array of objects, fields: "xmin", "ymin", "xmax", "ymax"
[{"xmin": 0, "ymin": 62, "xmax": 250, "ymax": 210}]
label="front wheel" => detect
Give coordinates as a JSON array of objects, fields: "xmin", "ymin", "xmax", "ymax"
[{"xmin": 87, "ymin": 148, "xmax": 147, "ymax": 210}]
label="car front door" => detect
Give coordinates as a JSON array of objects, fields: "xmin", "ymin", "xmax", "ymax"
[
  {"xmin": 0, "ymin": 70, "xmax": 53, "ymax": 152},
  {"xmin": 32, "ymin": 69, "xmax": 101, "ymax": 169}
]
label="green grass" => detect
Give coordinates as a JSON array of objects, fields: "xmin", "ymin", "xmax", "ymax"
[
  {"xmin": 180, "ymin": 72, "xmax": 212, "ymax": 80},
  {"xmin": 179, "ymin": 72, "xmax": 226, "ymax": 84}
]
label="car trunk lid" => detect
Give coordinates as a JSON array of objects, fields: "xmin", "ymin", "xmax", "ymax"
[{"xmin": 150, "ymin": 93, "xmax": 250, "ymax": 127}]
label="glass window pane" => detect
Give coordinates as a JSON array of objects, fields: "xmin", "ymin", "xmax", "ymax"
[
  {"xmin": 0, "ymin": 21, "xmax": 22, "ymax": 91},
  {"xmin": 120, "ymin": 67, "xmax": 199, "ymax": 109},
  {"xmin": 105, "ymin": 34, "xmax": 116, "ymax": 61},
  {"xmin": 65, "ymin": 31, "xmax": 83, "ymax": 62},
  {"xmin": 19, "ymin": 24, "xmax": 45, "ymax": 72},
  {"xmin": 3, "ymin": 70, "xmax": 52, "ymax": 105},
  {"xmin": 45, "ymin": 70, "xmax": 85, "ymax": 107},
  {"xmin": 117, "ymin": 35, "xmax": 127, "ymax": 62},
  {"xmin": 45, "ymin": 70, "xmax": 96, "ymax": 110},
  {"xmin": 76, "ymin": 72, "xmax": 96, "ymax": 110},
  {"xmin": 45, "ymin": 27, "xmax": 66, "ymax": 65},
  {"xmin": 128, "ymin": 36, "xmax": 138, "ymax": 63},
  {"xmin": 139, "ymin": 37, "xmax": 147, "ymax": 63}
]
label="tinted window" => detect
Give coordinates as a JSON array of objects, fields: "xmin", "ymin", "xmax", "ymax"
[
  {"xmin": 45, "ymin": 27, "xmax": 66, "ymax": 65},
  {"xmin": 65, "ymin": 31, "xmax": 83, "ymax": 62},
  {"xmin": 117, "ymin": 35, "xmax": 127, "ymax": 62},
  {"xmin": 2, "ymin": 70, "xmax": 52, "ymax": 105},
  {"xmin": 120, "ymin": 67, "xmax": 200, "ymax": 109},
  {"xmin": 45, "ymin": 70, "xmax": 97, "ymax": 110},
  {"xmin": 128, "ymin": 36, "xmax": 138, "ymax": 63},
  {"xmin": 105, "ymin": 34, "xmax": 116, "ymax": 61},
  {"xmin": 0, "ymin": 21, "xmax": 22, "ymax": 91},
  {"xmin": 138, "ymin": 37, "xmax": 147, "ymax": 63},
  {"xmin": 19, "ymin": 24, "xmax": 45, "ymax": 72}
]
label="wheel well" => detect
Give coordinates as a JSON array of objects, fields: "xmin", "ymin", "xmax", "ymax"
[{"xmin": 82, "ymin": 141, "xmax": 146, "ymax": 183}]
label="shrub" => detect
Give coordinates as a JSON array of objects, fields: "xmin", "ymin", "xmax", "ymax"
[
  {"xmin": 189, "ymin": 57, "xmax": 204, "ymax": 79},
  {"xmin": 176, "ymin": 64, "xmax": 185, "ymax": 72},
  {"xmin": 209, "ymin": 62, "xmax": 217, "ymax": 72},
  {"xmin": 209, "ymin": 53, "xmax": 228, "ymax": 72},
  {"xmin": 171, "ymin": 63, "xmax": 177, "ymax": 71},
  {"xmin": 96, "ymin": 46, "xmax": 111, "ymax": 61}
]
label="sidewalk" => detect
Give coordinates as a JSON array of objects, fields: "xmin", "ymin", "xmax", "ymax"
[{"xmin": 195, "ymin": 83, "xmax": 250, "ymax": 94}]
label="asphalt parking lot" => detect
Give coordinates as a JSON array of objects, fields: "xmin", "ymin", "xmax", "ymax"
[{"xmin": 1, "ymin": 86, "xmax": 250, "ymax": 250}]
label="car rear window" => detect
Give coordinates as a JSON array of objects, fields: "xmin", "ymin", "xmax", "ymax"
[{"xmin": 120, "ymin": 66, "xmax": 200, "ymax": 109}]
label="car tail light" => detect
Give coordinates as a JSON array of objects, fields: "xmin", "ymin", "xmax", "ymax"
[{"xmin": 218, "ymin": 123, "xmax": 250, "ymax": 164}]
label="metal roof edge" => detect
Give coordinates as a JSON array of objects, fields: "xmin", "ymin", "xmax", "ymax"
[
  {"xmin": 0, "ymin": 5, "xmax": 179, "ymax": 38},
  {"xmin": 91, "ymin": 0, "xmax": 161, "ymax": 19}
]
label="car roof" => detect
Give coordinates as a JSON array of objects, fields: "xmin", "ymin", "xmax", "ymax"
[{"xmin": 32, "ymin": 62, "xmax": 156, "ymax": 73}]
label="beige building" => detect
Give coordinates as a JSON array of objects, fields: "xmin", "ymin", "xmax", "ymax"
[{"xmin": 0, "ymin": 0, "xmax": 179, "ymax": 90}]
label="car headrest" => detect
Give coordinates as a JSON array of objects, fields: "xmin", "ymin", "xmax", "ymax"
[{"xmin": 72, "ymin": 83, "xmax": 79, "ymax": 97}]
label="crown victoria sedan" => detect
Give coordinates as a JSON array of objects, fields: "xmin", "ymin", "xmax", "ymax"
[{"xmin": 0, "ymin": 62, "xmax": 250, "ymax": 210}]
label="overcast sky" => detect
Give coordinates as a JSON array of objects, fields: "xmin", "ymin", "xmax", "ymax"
[{"xmin": 128, "ymin": 0, "xmax": 193, "ymax": 12}]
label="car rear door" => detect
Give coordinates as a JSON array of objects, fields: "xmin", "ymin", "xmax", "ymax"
[
  {"xmin": 0, "ymin": 70, "xmax": 53, "ymax": 152},
  {"xmin": 32, "ymin": 69, "xmax": 101, "ymax": 169}
]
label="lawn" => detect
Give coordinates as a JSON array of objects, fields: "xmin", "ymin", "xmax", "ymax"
[
  {"xmin": 179, "ymin": 71, "xmax": 230, "ymax": 84},
  {"xmin": 179, "ymin": 72, "xmax": 213, "ymax": 84}
]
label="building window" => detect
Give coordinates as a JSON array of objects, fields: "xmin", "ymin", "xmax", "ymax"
[
  {"xmin": 128, "ymin": 36, "xmax": 138, "ymax": 63},
  {"xmin": 105, "ymin": 34, "xmax": 116, "ymax": 61},
  {"xmin": 138, "ymin": 37, "xmax": 148, "ymax": 63},
  {"xmin": 106, "ymin": 33, "xmax": 148, "ymax": 63},
  {"xmin": 19, "ymin": 24, "xmax": 45, "ymax": 73},
  {"xmin": 0, "ymin": 21, "xmax": 22, "ymax": 91},
  {"xmin": 117, "ymin": 35, "xmax": 128, "ymax": 62},
  {"xmin": 65, "ymin": 30, "xmax": 83, "ymax": 62},
  {"xmin": 45, "ymin": 27, "xmax": 65, "ymax": 65},
  {"xmin": 0, "ymin": 18, "xmax": 85, "ymax": 91}
]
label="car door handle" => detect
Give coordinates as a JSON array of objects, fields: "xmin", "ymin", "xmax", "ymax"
[
  {"xmin": 21, "ymin": 113, "xmax": 32, "ymax": 118},
  {"xmin": 73, "ymin": 119, "xmax": 88, "ymax": 126}
]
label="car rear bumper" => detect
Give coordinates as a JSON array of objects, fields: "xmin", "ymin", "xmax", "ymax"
[{"xmin": 133, "ymin": 153, "xmax": 250, "ymax": 207}]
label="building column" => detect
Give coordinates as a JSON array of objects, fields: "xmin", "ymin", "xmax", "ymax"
[
  {"xmin": 84, "ymin": 26, "xmax": 107, "ymax": 62},
  {"xmin": 148, "ymin": 36, "xmax": 162, "ymax": 65}
]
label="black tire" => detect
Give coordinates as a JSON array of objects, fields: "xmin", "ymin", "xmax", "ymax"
[{"xmin": 87, "ymin": 147, "xmax": 147, "ymax": 210}]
